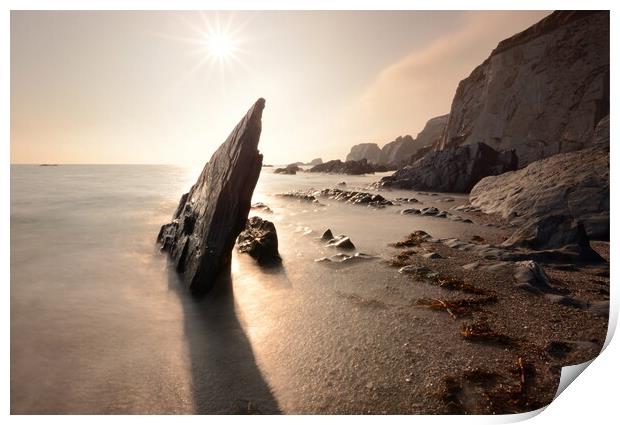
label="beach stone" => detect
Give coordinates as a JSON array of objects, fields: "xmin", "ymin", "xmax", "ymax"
[
  {"xmin": 399, "ymin": 265, "xmax": 432, "ymax": 275},
  {"xmin": 326, "ymin": 235, "xmax": 356, "ymax": 250},
  {"xmin": 251, "ymin": 202, "xmax": 273, "ymax": 213},
  {"xmin": 237, "ymin": 216, "xmax": 280, "ymax": 265},
  {"xmin": 422, "ymin": 252, "xmax": 442, "ymax": 259},
  {"xmin": 513, "ymin": 260, "xmax": 553, "ymax": 293},
  {"xmin": 157, "ymin": 98, "xmax": 265, "ymax": 295},
  {"xmin": 502, "ymin": 214, "xmax": 603, "ymax": 262},
  {"xmin": 401, "ymin": 208, "xmax": 421, "ymax": 215},
  {"xmin": 462, "ymin": 262, "xmax": 480, "ymax": 271},
  {"xmin": 321, "ymin": 229, "xmax": 334, "ymax": 241}
]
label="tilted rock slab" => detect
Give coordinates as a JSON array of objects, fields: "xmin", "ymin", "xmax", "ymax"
[
  {"xmin": 439, "ymin": 11, "xmax": 609, "ymax": 167},
  {"xmin": 158, "ymin": 98, "xmax": 265, "ymax": 295}
]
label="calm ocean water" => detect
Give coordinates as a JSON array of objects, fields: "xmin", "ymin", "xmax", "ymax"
[{"xmin": 11, "ymin": 164, "xmax": 496, "ymax": 414}]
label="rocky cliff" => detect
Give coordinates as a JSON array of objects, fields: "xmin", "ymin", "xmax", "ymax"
[
  {"xmin": 157, "ymin": 98, "xmax": 265, "ymax": 296},
  {"xmin": 414, "ymin": 114, "xmax": 449, "ymax": 150},
  {"xmin": 344, "ymin": 114, "xmax": 448, "ymax": 167},
  {"xmin": 378, "ymin": 135, "xmax": 416, "ymax": 165},
  {"xmin": 345, "ymin": 143, "xmax": 382, "ymax": 163},
  {"xmin": 440, "ymin": 11, "xmax": 609, "ymax": 167}
]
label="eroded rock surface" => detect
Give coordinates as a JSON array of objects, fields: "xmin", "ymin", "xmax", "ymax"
[{"xmin": 157, "ymin": 98, "xmax": 265, "ymax": 295}]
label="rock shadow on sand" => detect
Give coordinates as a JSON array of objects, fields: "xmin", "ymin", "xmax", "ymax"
[{"xmin": 167, "ymin": 263, "xmax": 281, "ymax": 414}]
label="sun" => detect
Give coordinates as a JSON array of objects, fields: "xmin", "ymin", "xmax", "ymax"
[{"xmin": 205, "ymin": 32, "xmax": 236, "ymax": 61}]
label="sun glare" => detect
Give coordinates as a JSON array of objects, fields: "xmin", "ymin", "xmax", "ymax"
[{"xmin": 205, "ymin": 32, "xmax": 236, "ymax": 60}]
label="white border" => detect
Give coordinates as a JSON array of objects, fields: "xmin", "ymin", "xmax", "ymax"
[{"xmin": 4, "ymin": 1, "xmax": 617, "ymax": 423}]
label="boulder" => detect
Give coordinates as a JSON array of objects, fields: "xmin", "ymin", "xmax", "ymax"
[
  {"xmin": 439, "ymin": 11, "xmax": 609, "ymax": 167},
  {"xmin": 380, "ymin": 142, "xmax": 517, "ymax": 193},
  {"xmin": 237, "ymin": 216, "xmax": 281, "ymax": 265},
  {"xmin": 321, "ymin": 229, "xmax": 334, "ymax": 241},
  {"xmin": 502, "ymin": 214, "xmax": 603, "ymax": 261},
  {"xmin": 470, "ymin": 117, "xmax": 609, "ymax": 240},
  {"xmin": 307, "ymin": 158, "xmax": 323, "ymax": 166},
  {"xmin": 326, "ymin": 235, "xmax": 356, "ymax": 250},
  {"xmin": 346, "ymin": 143, "xmax": 382, "ymax": 163},
  {"xmin": 157, "ymin": 98, "xmax": 265, "ymax": 295}
]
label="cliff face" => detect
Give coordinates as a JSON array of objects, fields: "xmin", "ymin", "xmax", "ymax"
[
  {"xmin": 345, "ymin": 143, "xmax": 381, "ymax": 163},
  {"xmin": 414, "ymin": 114, "xmax": 448, "ymax": 150},
  {"xmin": 440, "ymin": 11, "xmax": 609, "ymax": 167},
  {"xmin": 378, "ymin": 135, "xmax": 416, "ymax": 165},
  {"xmin": 344, "ymin": 114, "xmax": 448, "ymax": 166}
]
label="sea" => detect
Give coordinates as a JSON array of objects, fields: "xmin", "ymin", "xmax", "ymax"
[{"xmin": 10, "ymin": 164, "xmax": 501, "ymax": 414}]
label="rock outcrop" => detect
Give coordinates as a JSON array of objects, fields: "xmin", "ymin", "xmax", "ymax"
[
  {"xmin": 237, "ymin": 216, "xmax": 280, "ymax": 265},
  {"xmin": 470, "ymin": 116, "xmax": 609, "ymax": 240},
  {"xmin": 378, "ymin": 135, "xmax": 417, "ymax": 166},
  {"xmin": 345, "ymin": 143, "xmax": 382, "ymax": 163},
  {"xmin": 308, "ymin": 159, "xmax": 386, "ymax": 175},
  {"xmin": 440, "ymin": 11, "xmax": 609, "ymax": 167},
  {"xmin": 274, "ymin": 164, "xmax": 300, "ymax": 175},
  {"xmin": 414, "ymin": 114, "xmax": 449, "ymax": 151},
  {"xmin": 307, "ymin": 158, "xmax": 323, "ymax": 166},
  {"xmin": 157, "ymin": 98, "xmax": 265, "ymax": 295},
  {"xmin": 380, "ymin": 143, "xmax": 517, "ymax": 193}
]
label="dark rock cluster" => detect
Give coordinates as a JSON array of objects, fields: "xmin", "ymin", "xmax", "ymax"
[
  {"xmin": 274, "ymin": 164, "xmax": 301, "ymax": 175},
  {"xmin": 308, "ymin": 158, "xmax": 388, "ymax": 175},
  {"xmin": 379, "ymin": 143, "xmax": 517, "ymax": 193}
]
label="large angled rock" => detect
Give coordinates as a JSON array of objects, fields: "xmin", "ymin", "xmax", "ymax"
[
  {"xmin": 157, "ymin": 98, "xmax": 265, "ymax": 295},
  {"xmin": 379, "ymin": 142, "xmax": 517, "ymax": 193},
  {"xmin": 439, "ymin": 11, "xmax": 609, "ymax": 167}
]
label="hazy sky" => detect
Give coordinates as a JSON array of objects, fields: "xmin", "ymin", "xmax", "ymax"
[{"xmin": 11, "ymin": 10, "xmax": 550, "ymax": 165}]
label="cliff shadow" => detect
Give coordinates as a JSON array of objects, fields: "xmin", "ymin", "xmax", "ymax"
[{"xmin": 167, "ymin": 263, "xmax": 281, "ymax": 414}]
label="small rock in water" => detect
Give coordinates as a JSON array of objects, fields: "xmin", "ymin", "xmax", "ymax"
[
  {"xmin": 237, "ymin": 216, "xmax": 281, "ymax": 265},
  {"xmin": 321, "ymin": 229, "xmax": 334, "ymax": 240},
  {"xmin": 251, "ymin": 202, "xmax": 273, "ymax": 213},
  {"xmin": 327, "ymin": 235, "xmax": 356, "ymax": 250},
  {"xmin": 401, "ymin": 208, "xmax": 421, "ymax": 215}
]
